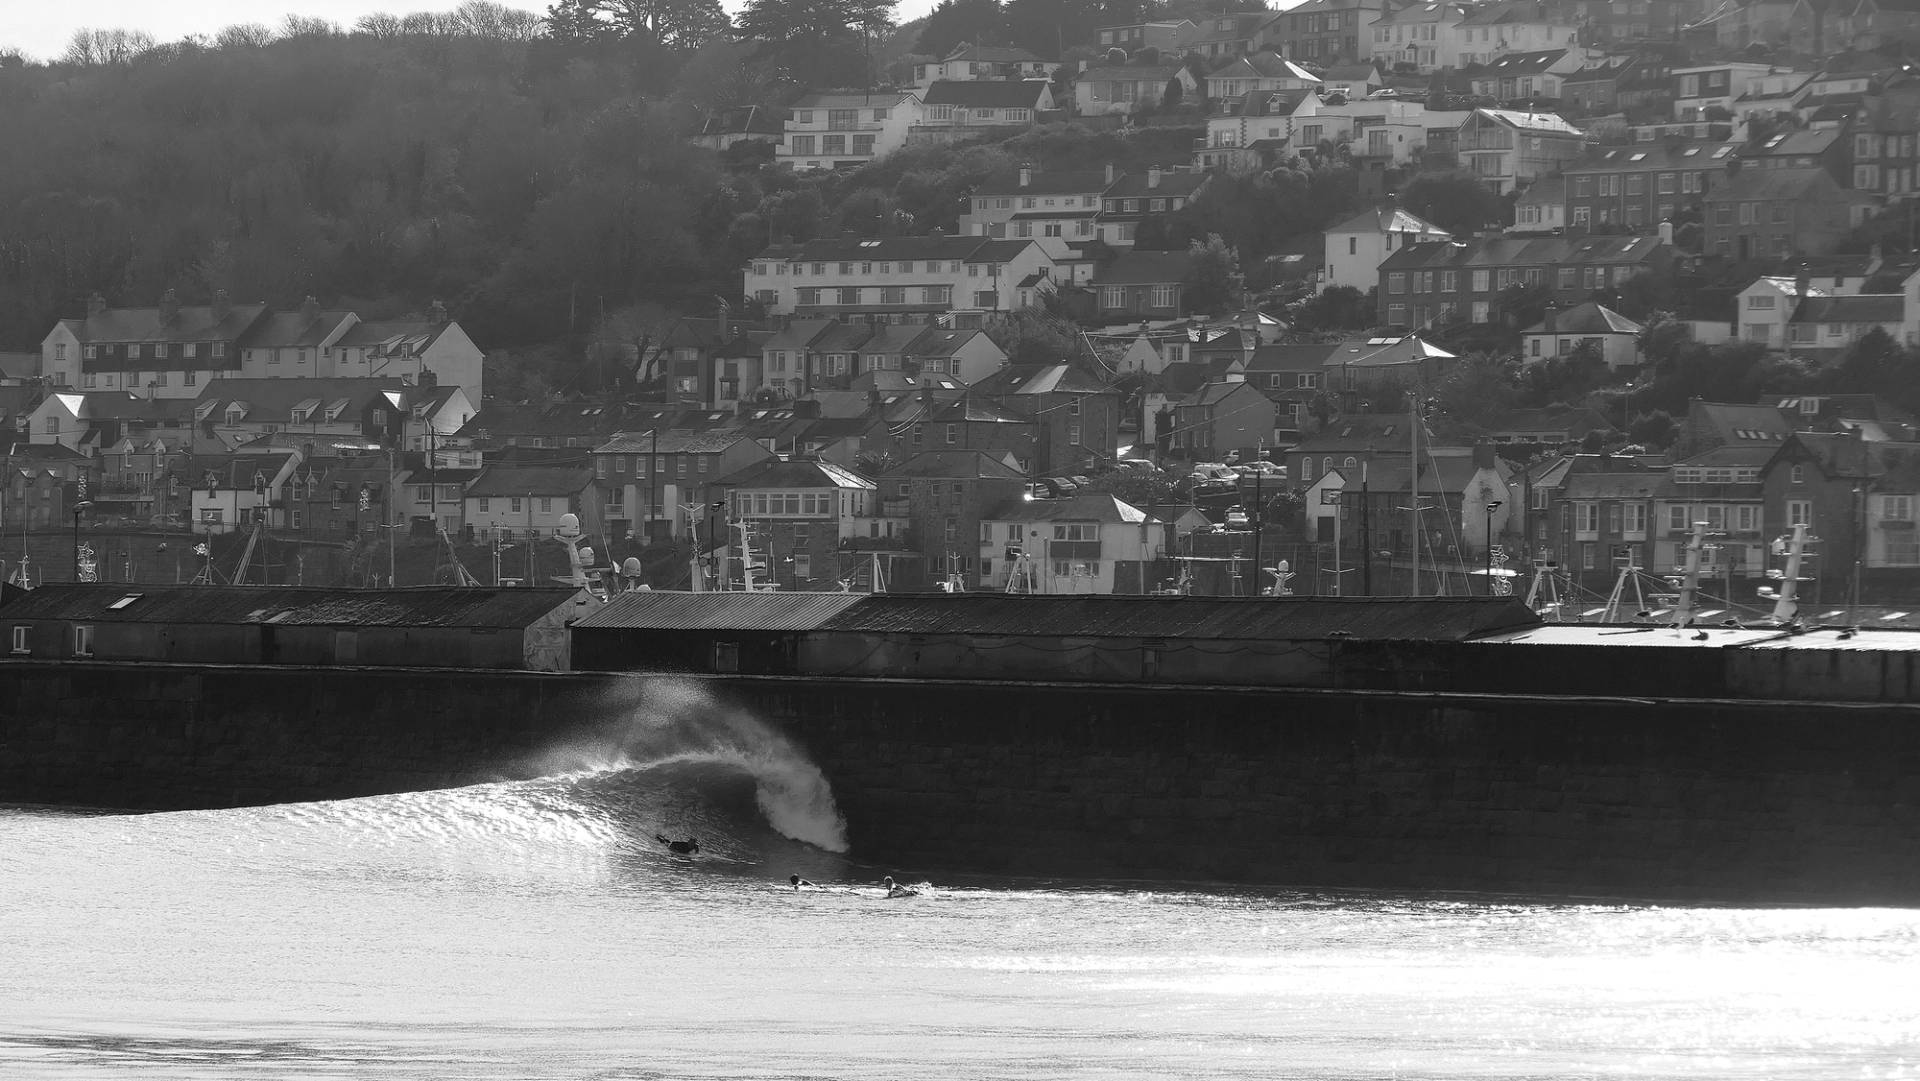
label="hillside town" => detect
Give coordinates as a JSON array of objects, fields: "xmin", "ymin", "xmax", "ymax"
[{"xmin": 8, "ymin": 0, "xmax": 1920, "ymax": 620}]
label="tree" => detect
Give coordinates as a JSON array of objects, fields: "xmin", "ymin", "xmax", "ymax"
[
  {"xmin": 1629, "ymin": 409, "xmax": 1676, "ymax": 450},
  {"xmin": 544, "ymin": 0, "xmax": 611, "ymax": 41},
  {"xmin": 1183, "ymin": 233, "xmax": 1238, "ymax": 314},
  {"xmin": 736, "ymin": 0, "xmax": 896, "ymax": 86},
  {"xmin": 1291, "ymin": 285, "xmax": 1372, "ymax": 331},
  {"xmin": 1431, "ymin": 350, "xmax": 1518, "ymax": 435},
  {"xmin": 604, "ymin": 0, "xmax": 733, "ymax": 48},
  {"xmin": 985, "ymin": 308, "xmax": 1085, "ymax": 366},
  {"xmin": 1399, "ymin": 171, "xmax": 1509, "ymax": 236},
  {"xmin": 913, "ymin": 0, "xmax": 1005, "ymax": 56}
]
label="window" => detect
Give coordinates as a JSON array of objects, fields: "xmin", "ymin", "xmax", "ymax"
[
  {"xmin": 1388, "ymin": 272, "xmax": 1406, "ymax": 294},
  {"xmin": 510, "ymin": 497, "xmax": 523, "ymax": 513},
  {"xmin": 10, "ymin": 625, "xmax": 28, "ymax": 654},
  {"xmin": 1787, "ymin": 499, "xmax": 1811, "ymax": 528},
  {"xmin": 1471, "ymin": 270, "xmax": 1490, "ymax": 292},
  {"xmin": 1150, "ymin": 285, "xmax": 1176, "ymax": 309},
  {"xmin": 1790, "ymin": 464, "xmax": 1805, "ymax": 485},
  {"xmin": 73, "ymin": 625, "xmax": 94, "ymax": 658},
  {"xmin": 1886, "ymin": 495, "xmax": 1913, "ymax": 521},
  {"xmin": 1574, "ymin": 502, "xmax": 1599, "ymax": 536},
  {"xmin": 1668, "ymin": 504, "xmax": 1689, "ymax": 532},
  {"xmin": 1623, "ymin": 503, "xmax": 1647, "ymax": 538}
]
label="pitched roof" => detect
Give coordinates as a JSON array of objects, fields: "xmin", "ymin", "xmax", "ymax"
[
  {"xmin": 1691, "ymin": 400, "xmax": 1792, "ymax": 444},
  {"xmin": 1208, "ymin": 52, "xmax": 1319, "ymax": 81},
  {"xmin": 1470, "ymin": 108, "xmax": 1584, "ymax": 135},
  {"xmin": 1566, "ymin": 140, "xmax": 1738, "ymax": 174},
  {"xmin": 173, "ymin": 452, "xmax": 301, "ymax": 491},
  {"xmin": 1379, "ymin": 234, "xmax": 1668, "ymax": 271},
  {"xmin": 594, "ymin": 428, "xmax": 764, "ymax": 454},
  {"xmin": 790, "ymin": 89, "xmax": 916, "ymax": 109},
  {"xmin": 1704, "ymin": 166, "xmax": 1843, "ymax": 201},
  {"xmin": 972, "ymin": 363, "xmax": 1114, "ymax": 395},
  {"xmin": 920, "ymin": 80, "xmax": 1050, "ymax": 108},
  {"xmin": 1182, "ymin": 379, "xmax": 1261, "ymax": 406},
  {"xmin": 1327, "ymin": 206, "xmax": 1451, "ymax": 238},
  {"xmin": 1102, "ymin": 169, "xmax": 1208, "ymax": 198},
  {"xmin": 1290, "ymin": 413, "xmax": 1414, "ymax": 452},
  {"xmin": 1094, "ymin": 250, "xmax": 1193, "ymax": 285},
  {"xmin": 1078, "ymin": 64, "xmax": 1184, "ymax": 83},
  {"xmin": 985, "ymin": 492, "xmax": 1153, "ymax": 524},
  {"xmin": 1523, "ymin": 302, "xmax": 1644, "ymax": 335},
  {"xmin": 908, "ymin": 327, "xmax": 1002, "ymax": 360},
  {"xmin": 755, "ymin": 235, "xmax": 1012, "ymax": 263},
  {"xmin": 0, "ymin": 584, "xmax": 586, "ymax": 628},
  {"xmin": 881, "ymin": 450, "xmax": 1027, "ymax": 479},
  {"xmin": 1474, "ymin": 49, "xmax": 1569, "ymax": 76},
  {"xmin": 1790, "ymin": 295, "xmax": 1905, "ymax": 324},
  {"xmin": 1456, "ymin": 0, "xmax": 1563, "ymax": 24},
  {"xmin": 1514, "ymin": 174, "xmax": 1563, "ymax": 208},
  {"xmin": 574, "ymin": 590, "xmax": 867, "ymax": 630},
  {"xmin": 941, "ymin": 43, "xmax": 1046, "ymax": 63},
  {"xmin": 716, "ymin": 457, "xmax": 875, "ymax": 490},
  {"xmin": 1245, "ymin": 343, "xmax": 1340, "ymax": 372},
  {"xmin": 463, "ymin": 465, "xmax": 592, "ymax": 498},
  {"xmin": 196, "ymin": 377, "xmax": 406, "ymax": 423},
  {"xmin": 62, "ymin": 300, "xmax": 271, "ymax": 345}
]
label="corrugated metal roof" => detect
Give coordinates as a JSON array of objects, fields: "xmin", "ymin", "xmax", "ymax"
[
  {"xmin": 0, "ymin": 585, "xmax": 588, "ymax": 628},
  {"xmin": 815, "ymin": 595, "xmax": 1540, "ymax": 641},
  {"xmin": 572, "ymin": 590, "xmax": 867, "ymax": 630}
]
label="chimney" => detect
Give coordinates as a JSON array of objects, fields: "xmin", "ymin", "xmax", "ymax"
[
  {"xmin": 212, "ymin": 289, "xmax": 231, "ymax": 321},
  {"xmin": 158, "ymin": 288, "xmax": 179, "ymax": 326},
  {"xmin": 428, "ymin": 299, "xmax": 448, "ymax": 326},
  {"xmin": 86, "ymin": 292, "xmax": 107, "ymax": 319},
  {"xmin": 921, "ymin": 383, "xmax": 937, "ymax": 417},
  {"xmin": 866, "ymin": 386, "xmax": 882, "ymax": 410},
  {"xmin": 1869, "ymin": 242, "xmax": 1885, "ymax": 276},
  {"xmin": 300, "ymin": 295, "xmax": 320, "ymax": 323},
  {"xmin": 1148, "ymin": 167, "xmax": 1163, "ymax": 189},
  {"xmin": 1542, "ymin": 302, "xmax": 1558, "ymax": 333},
  {"xmin": 418, "ymin": 369, "xmax": 437, "ymax": 390},
  {"xmin": 1105, "ymin": 162, "xmax": 1116, "ymax": 185},
  {"xmin": 1019, "ymin": 163, "xmax": 1033, "ymax": 187},
  {"xmin": 1794, "ymin": 262, "xmax": 1810, "ymax": 300}
]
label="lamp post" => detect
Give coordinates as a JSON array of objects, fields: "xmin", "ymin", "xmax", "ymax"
[{"xmin": 1484, "ymin": 500, "xmax": 1504, "ymax": 595}]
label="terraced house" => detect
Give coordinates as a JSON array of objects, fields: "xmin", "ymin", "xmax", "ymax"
[
  {"xmin": 745, "ymin": 235, "xmax": 1054, "ymax": 324},
  {"xmin": 1561, "ymin": 140, "xmax": 1735, "ymax": 233},
  {"xmin": 1375, "ymin": 235, "xmax": 1673, "ymax": 328},
  {"xmin": 1265, "ymin": 0, "xmax": 1379, "ymax": 63}
]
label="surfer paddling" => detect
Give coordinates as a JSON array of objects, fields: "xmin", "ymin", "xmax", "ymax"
[
  {"xmin": 881, "ymin": 875, "xmax": 919, "ymax": 898},
  {"xmin": 789, "ymin": 874, "xmax": 816, "ymax": 889},
  {"xmin": 655, "ymin": 834, "xmax": 699, "ymax": 855}
]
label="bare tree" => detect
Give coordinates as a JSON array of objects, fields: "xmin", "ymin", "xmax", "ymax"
[
  {"xmin": 215, "ymin": 23, "xmax": 276, "ymax": 49},
  {"xmin": 593, "ymin": 303, "xmax": 681, "ymax": 391},
  {"xmin": 61, "ymin": 28, "xmax": 157, "ymax": 65},
  {"xmin": 400, "ymin": 11, "xmax": 452, "ymax": 35},
  {"xmin": 280, "ymin": 14, "xmax": 342, "ymax": 37},
  {"xmin": 355, "ymin": 12, "xmax": 405, "ymax": 38}
]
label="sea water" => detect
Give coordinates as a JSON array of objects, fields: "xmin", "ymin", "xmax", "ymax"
[{"xmin": 3, "ymin": 686, "xmax": 1919, "ymax": 1080}]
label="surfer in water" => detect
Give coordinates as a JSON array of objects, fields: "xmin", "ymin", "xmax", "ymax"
[
  {"xmin": 789, "ymin": 874, "xmax": 816, "ymax": 889},
  {"xmin": 655, "ymin": 834, "xmax": 699, "ymax": 855},
  {"xmin": 881, "ymin": 875, "xmax": 919, "ymax": 898}
]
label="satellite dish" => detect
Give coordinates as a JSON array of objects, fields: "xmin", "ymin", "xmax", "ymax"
[
  {"xmin": 621, "ymin": 557, "xmax": 644, "ymax": 576},
  {"xmin": 559, "ymin": 512, "xmax": 581, "ymax": 536}
]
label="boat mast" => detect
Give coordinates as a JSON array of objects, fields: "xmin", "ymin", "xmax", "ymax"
[{"xmin": 1408, "ymin": 392, "xmax": 1420, "ymax": 597}]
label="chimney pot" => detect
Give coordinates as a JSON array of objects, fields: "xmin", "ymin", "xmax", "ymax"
[
  {"xmin": 1019, "ymin": 164, "xmax": 1032, "ymax": 187},
  {"xmin": 1104, "ymin": 162, "xmax": 1116, "ymax": 185}
]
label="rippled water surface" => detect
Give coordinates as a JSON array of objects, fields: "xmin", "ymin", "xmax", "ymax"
[{"xmin": 4, "ymin": 695, "xmax": 1919, "ymax": 1079}]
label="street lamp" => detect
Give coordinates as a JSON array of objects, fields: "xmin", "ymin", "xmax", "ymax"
[
  {"xmin": 332, "ymin": 441, "xmax": 396, "ymax": 587},
  {"xmin": 1484, "ymin": 500, "xmax": 1504, "ymax": 595}
]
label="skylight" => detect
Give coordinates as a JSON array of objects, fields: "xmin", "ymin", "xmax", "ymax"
[{"xmin": 109, "ymin": 594, "xmax": 142, "ymax": 610}]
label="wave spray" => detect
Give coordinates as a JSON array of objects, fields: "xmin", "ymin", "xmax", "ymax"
[{"xmin": 542, "ymin": 678, "xmax": 849, "ymax": 853}]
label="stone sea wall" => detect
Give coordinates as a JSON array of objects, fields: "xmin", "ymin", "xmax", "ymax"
[{"xmin": 2, "ymin": 661, "xmax": 1917, "ymax": 903}]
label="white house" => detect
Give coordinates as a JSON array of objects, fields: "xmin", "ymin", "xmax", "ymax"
[
  {"xmin": 1734, "ymin": 273, "xmax": 1873, "ymax": 347},
  {"xmin": 912, "ymin": 80, "xmax": 1053, "ymax": 145},
  {"xmin": 1367, "ymin": 2, "xmax": 1469, "ymax": 73},
  {"xmin": 905, "ymin": 327, "xmax": 1008, "ymax": 383},
  {"xmin": 1451, "ymin": 2, "xmax": 1582, "ymax": 67},
  {"xmin": 1204, "ymin": 51, "xmax": 1322, "ymax": 98},
  {"xmin": 980, "ymin": 492, "xmax": 1168, "ymax": 594},
  {"xmin": 1322, "ymin": 205, "xmax": 1452, "ymax": 292},
  {"xmin": 745, "ymin": 235, "xmax": 1057, "ymax": 322},
  {"xmin": 462, "ymin": 465, "xmax": 596, "ymax": 542},
  {"xmin": 1521, "ymin": 302, "xmax": 1645, "ymax": 370},
  {"xmin": 779, "ymin": 90, "xmax": 919, "ymax": 171},
  {"xmin": 912, "ymin": 44, "xmax": 1059, "ymax": 87},
  {"xmin": 181, "ymin": 451, "xmax": 303, "ymax": 534},
  {"xmin": 960, "ymin": 164, "xmax": 1112, "ymax": 257}
]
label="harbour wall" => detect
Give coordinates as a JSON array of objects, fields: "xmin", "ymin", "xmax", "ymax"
[{"xmin": 1, "ymin": 660, "xmax": 1917, "ymax": 903}]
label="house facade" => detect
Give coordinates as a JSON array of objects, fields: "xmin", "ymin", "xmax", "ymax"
[
  {"xmin": 1267, "ymin": 0, "xmax": 1381, "ymax": 64},
  {"xmin": 1376, "ymin": 235, "xmax": 1673, "ymax": 328},
  {"xmin": 745, "ymin": 236, "xmax": 1054, "ymax": 322},
  {"xmin": 714, "ymin": 458, "xmax": 882, "ymax": 590},
  {"xmin": 1455, "ymin": 108, "xmax": 1590, "ymax": 194},
  {"xmin": 1173, "ymin": 378, "xmax": 1278, "ymax": 462},
  {"xmin": 911, "ymin": 80, "xmax": 1054, "ymax": 145},
  {"xmin": 1323, "ymin": 205, "xmax": 1453, "ymax": 292},
  {"xmin": 591, "ymin": 428, "xmax": 776, "ymax": 543},
  {"xmin": 1702, "ymin": 165, "xmax": 1878, "ymax": 259},
  {"xmin": 877, "ymin": 449, "xmax": 1027, "ymax": 588},
  {"xmin": 981, "ymin": 493, "xmax": 1167, "ymax": 594},
  {"xmin": 779, "ymin": 90, "xmax": 918, "ymax": 171},
  {"xmin": 1561, "ymin": 140, "xmax": 1736, "ymax": 233},
  {"xmin": 1073, "ymin": 64, "xmax": 1195, "ymax": 116},
  {"xmin": 961, "ymin": 166, "xmax": 1109, "ymax": 256}
]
